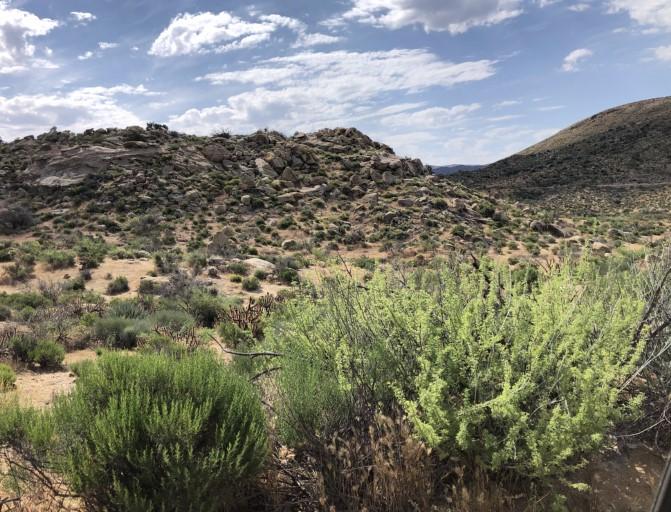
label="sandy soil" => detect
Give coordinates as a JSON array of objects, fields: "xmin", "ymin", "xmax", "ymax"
[
  {"xmin": 8, "ymin": 349, "xmax": 97, "ymax": 408},
  {"xmin": 0, "ymin": 258, "xmax": 155, "ymax": 298}
]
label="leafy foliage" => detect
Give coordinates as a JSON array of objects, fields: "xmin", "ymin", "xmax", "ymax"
[
  {"xmin": 0, "ymin": 363, "xmax": 16, "ymax": 392},
  {"xmin": 0, "ymin": 351, "xmax": 268, "ymax": 511},
  {"xmin": 263, "ymin": 257, "xmax": 645, "ymax": 479}
]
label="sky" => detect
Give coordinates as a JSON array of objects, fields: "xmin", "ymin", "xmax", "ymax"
[{"xmin": 0, "ymin": 1, "xmax": 670, "ymax": 164}]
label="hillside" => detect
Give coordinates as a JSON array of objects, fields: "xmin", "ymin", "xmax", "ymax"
[
  {"xmin": 452, "ymin": 97, "xmax": 671, "ymax": 215},
  {"xmin": 431, "ymin": 164, "xmax": 483, "ymax": 175},
  {"xmin": 0, "ymin": 124, "xmax": 544, "ymax": 273}
]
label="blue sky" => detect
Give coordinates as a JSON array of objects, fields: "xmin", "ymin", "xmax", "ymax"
[{"xmin": 0, "ymin": 0, "xmax": 670, "ymax": 164}]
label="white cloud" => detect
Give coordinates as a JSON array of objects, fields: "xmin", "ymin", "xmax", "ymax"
[
  {"xmin": 340, "ymin": 0, "xmax": 523, "ymax": 34},
  {"xmin": 538, "ymin": 105, "xmax": 565, "ymax": 111},
  {"xmin": 0, "ymin": 84, "xmax": 159, "ymax": 140},
  {"xmin": 568, "ymin": 3, "xmax": 590, "ymax": 12},
  {"xmin": 488, "ymin": 114, "xmax": 523, "ymax": 121},
  {"xmin": 77, "ymin": 51, "xmax": 94, "ymax": 61},
  {"xmin": 149, "ymin": 11, "xmax": 274, "ymax": 56},
  {"xmin": 608, "ymin": 1, "xmax": 671, "ymax": 31},
  {"xmin": 495, "ymin": 99, "xmax": 521, "ymax": 107},
  {"xmin": 70, "ymin": 11, "xmax": 96, "ymax": 24},
  {"xmin": 175, "ymin": 49, "xmax": 495, "ymax": 134},
  {"xmin": 149, "ymin": 10, "xmax": 341, "ymax": 57},
  {"xmin": 293, "ymin": 32, "xmax": 344, "ymax": 48},
  {"xmin": 652, "ymin": 45, "xmax": 671, "ymax": 61},
  {"xmin": 0, "ymin": 1, "xmax": 59, "ymax": 73},
  {"xmin": 381, "ymin": 103, "xmax": 481, "ymax": 128},
  {"xmin": 98, "ymin": 42, "xmax": 119, "ymax": 50},
  {"xmin": 561, "ymin": 48, "xmax": 592, "ymax": 71}
]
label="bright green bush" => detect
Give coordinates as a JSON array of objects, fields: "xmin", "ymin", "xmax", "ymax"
[
  {"xmin": 263, "ymin": 257, "xmax": 645, "ymax": 479},
  {"xmin": 41, "ymin": 249, "xmax": 76, "ymax": 270},
  {"xmin": 76, "ymin": 237, "xmax": 108, "ymax": 269},
  {"xmin": 48, "ymin": 352, "xmax": 267, "ymax": 510},
  {"xmin": 0, "ymin": 363, "xmax": 15, "ymax": 392}
]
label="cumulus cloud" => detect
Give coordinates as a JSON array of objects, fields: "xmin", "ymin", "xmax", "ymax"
[
  {"xmin": 652, "ymin": 45, "xmax": 671, "ymax": 61},
  {"xmin": 174, "ymin": 49, "xmax": 495, "ymax": 135},
  {"xmin": 149, "ymin": 10, "xmax": 341, "ymax": 56},
  {"xmin": 70, "ymin": 11, "xmax": 96, "ymax": 25},
  {"xmin": 0, "ymin": 84, "xmax": 159, "ymax": 141},
  {"xmin": 77, "ymin": 51, "xmax": 94, "ymax": 61},
  {"xmin": 608, "ymin": 0, "xmax": 671, "ymax": 32},
  {"xmin": 561, "ymin": 48, "xmax": 592, "ymax": 71},
  {"xmin": 0, "ymin": 1, "xmax": 59, "ymax": 73},
  {"xmin": 340, "ymin": 0, "xmax": 523, "ymax": 34}
]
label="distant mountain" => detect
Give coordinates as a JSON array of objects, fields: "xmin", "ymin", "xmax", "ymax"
[
  {"xmin": 451, "ymin": 97, "xmax": 671, "ymax": 213},
  {"xmin": 432, "ymin": 164, "xmax": 484, "ymax": 175}
]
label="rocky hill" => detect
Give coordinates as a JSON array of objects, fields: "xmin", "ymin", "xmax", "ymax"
[
  {"xmin": 452, "ymin": 97, "xmax": 671, "ymax": 215},
  {"xmin": 0, "ymin": 124, "xmax": 537, "ymax": 262}
]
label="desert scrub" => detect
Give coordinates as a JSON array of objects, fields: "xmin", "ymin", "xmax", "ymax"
[
  {"xmin": 41, "ymin": 249, "xmax": 76, "ymax": 270},
  {"xmin": 0, "ymin": 363, "xmax": 16, "ymax": 392},
  {"xmin": 0, "ymin": 351, "xmax": 268, "ymax": 511},
  {"xmin": 10, "ymin": 336, "xmax": 64, "ymax": 369},
  {"xmin": 241, "ymin": 276, "xmax": 260, "ymax": 292},
  {"xmin": 76, "ymin": 236, "xmax": 108, "ymax": 269},
  {"xmin": 94, "ymin": 317, "xmax": 149, "ymax": 349},
  {"xmin": 261, "ymin": 257, "xmax": 646, "ymax": 480},
  {"xmin": 106, "ymin": 276, "xmax": 129, "ymax": 295}
]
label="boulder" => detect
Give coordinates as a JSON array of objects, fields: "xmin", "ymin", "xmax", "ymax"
[
  {"xmin": 243, "ymin": 258, "xmax": 276, "ymax": 273},
  {"xmin": 202, "ymin": 144, "xmax": 230, "ymax": 162},
  {"xmin": 256, "ymin": 158, "xmax": 278, "ymax": 178}
]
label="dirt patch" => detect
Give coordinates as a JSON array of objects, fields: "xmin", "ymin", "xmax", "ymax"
[
  {"xmin": 85, "ymin": 258, "xmax": 154, "ymax": 298},
  {"xmin": 8, "ymin": 349, "xmax": 97, "ymax": 408},
  {"xmin": 567, "ymin": 444, "xmax": 666, "ymax": 511}
]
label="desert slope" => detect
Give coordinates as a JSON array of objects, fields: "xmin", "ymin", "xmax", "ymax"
[{"xmin": 452, "ymin": 97, "xmax": 671, "ymax": 212}]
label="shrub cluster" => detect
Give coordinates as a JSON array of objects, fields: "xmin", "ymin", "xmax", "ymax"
[
  {"xmin": 262, "ymin": 257, "xmax": 645, "ymax": 480},
  {"xmin": 0, "ymin": 351, "xmax": 268, "ymax": 511}
]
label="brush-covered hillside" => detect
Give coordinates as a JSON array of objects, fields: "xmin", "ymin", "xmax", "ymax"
[{"xmin": 452, "ymin": 97, "xmax": 671, "ymax": 214}]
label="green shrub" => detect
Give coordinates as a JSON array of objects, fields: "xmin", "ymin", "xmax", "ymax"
[
  {"xmin": 10, "ymin": 335, "xmax": 38, "ymax": 363},
  {"xmin": 228, "ymin": 262, "xmax": 249, "ymax": 276},
  {"xmin": 138, "ymin": 279, "xmax": 157, "ymax": 295},
  {"xmin": 44, "ymin": 352, "xmax": 267, "ymax": 510},
  {"xmin": 0, "ymin": 363, "xmax": 15, "ymax": 392},
  {"xmin": 241, "ymin": 276, "xmax": 260, "ymax": 292},
  {"xmin": 108, "ymin": 299, "xmax": 147, "ymax": 319},
  {"xmin": 278, "ymin": 267, "xmax": 299, "ymax": 285},
  {"xmin": 230, "ymin": 274, "xmax": 242, "ymax": 283},
  {"xmin": 41, "ymin": 249, "xmax": 76, "ymax": 270},
  {"xmin": 10, "ymin": 336, "xmax": 64, "ymax": 368},
  {"xmin": 263, "ymin": 258, "xmax": 645, "ymax": 480},
  {"xmin": 30, "ymin": 340, "xmax": 65, "ymax": 369},
  {"xmin": 63, "ymin": 275, "xmax": 85, "ymax": 291},
  {"xmin": 253, "ymin": 269, "xmax": 268, "ymax": 280},
  {"xmin": 76, "ymin": 237, "xmax": 108, "ymax": 269},
  {"xmin": 0, "ymin": 305, "xmax": 10, "ymax": 321},
  {"xmin": 94, "ymin": 317, "xmax": 149, "ymax": 349},
  {"xmin": 186, "ymin": 290, "xmax": 224, "ymax": 328},
  {"xmin": 0, "ymin": 291, "xmax": 51, "ymax": 310},
  {"xmin": 106, "ymin": 276, "xmax": 129, "ymax": 295}
]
